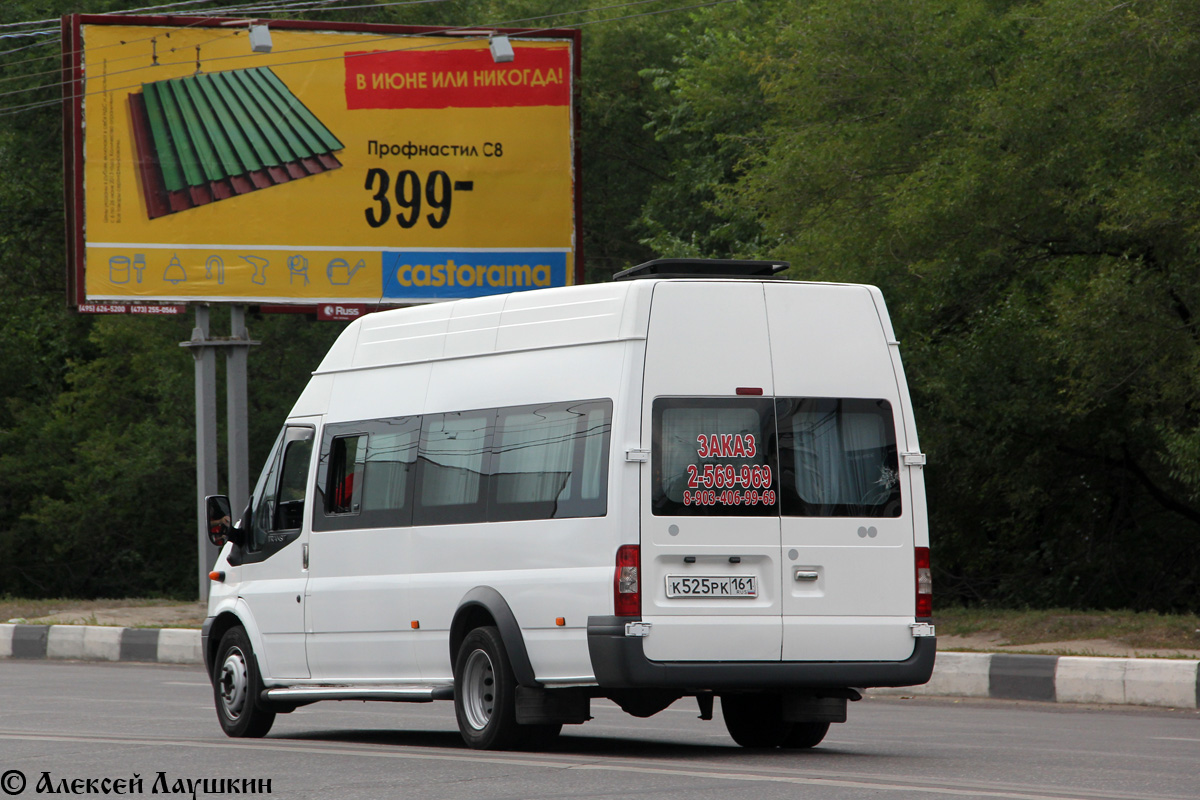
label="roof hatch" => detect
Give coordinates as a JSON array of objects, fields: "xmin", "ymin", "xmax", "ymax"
[{"xmin": 613, "ymin": 258, "xmax": 790, "ymax": 281}]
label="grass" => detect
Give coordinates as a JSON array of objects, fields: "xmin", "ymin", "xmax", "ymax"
[
  {"xmin": 935, "ymin": 607, "xmax": 1200, "ymax": 652},
  {"xmin": 2, "ymin": 598, "xmax": 1199, "ymax": 652},
  {"xmin": 0, "ymin": 597, "xmax": 203, "ymax": 628}
]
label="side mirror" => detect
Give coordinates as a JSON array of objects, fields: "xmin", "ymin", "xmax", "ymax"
[{"xmin": 205, "ymin": 495, "xmax": 239, "ymax": 547}]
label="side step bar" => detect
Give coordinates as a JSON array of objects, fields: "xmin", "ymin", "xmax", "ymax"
[{"xmin": 262, "ymin": 685, "xmax": 455, "ymax": 703}]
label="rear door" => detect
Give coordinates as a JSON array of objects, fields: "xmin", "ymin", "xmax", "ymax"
[
  {"xmin": 765, "ymin": 284, "xmax": 917, "ymax": 662},
  {"xmin": 639, "ymin": 281, "xmax": 782, "ymax": 662}
]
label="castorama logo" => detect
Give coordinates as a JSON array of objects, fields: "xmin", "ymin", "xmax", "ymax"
[{"xmin": 381, "ymin": 250, "xmax": 568, "ymax": 300}]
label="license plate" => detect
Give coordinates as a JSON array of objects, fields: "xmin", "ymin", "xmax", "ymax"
[{"xmin": 665, "ymin": 575, "xmax": 758, "ymax": 598}]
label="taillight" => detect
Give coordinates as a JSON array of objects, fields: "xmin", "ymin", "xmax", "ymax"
[
  {"xmin": 614, "ymin": 544, "xmax": 640, "ymax": 617},
  {"xmin": 915, "ymin": 546, "xmax": 933, "ymax": 618}
]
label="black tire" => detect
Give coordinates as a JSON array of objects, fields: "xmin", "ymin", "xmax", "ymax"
[
  {"xmin": 524, "ymin": 722, "xmax": 564, "ymax": 749},
  {"xmin": 721, "ymin": 693, "xmax": 790, "ymax": 748},
  {"xmin": 213, "ymin": 627, "xmax": 276, "ymax": 738},
  {"xmin": 454, "ymin": 626, "xmax": 525, "ymax": 750},
  {"xmin": 782, "ymin": 721, "xmax": 830, "ymax": 749}
]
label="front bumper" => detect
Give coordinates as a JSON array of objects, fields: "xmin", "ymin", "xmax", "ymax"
[{"xmin": 200, "ymin": 616, "xmax": 216, "ymax": 679}]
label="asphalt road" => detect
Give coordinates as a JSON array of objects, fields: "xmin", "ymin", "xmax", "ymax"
[{"xmin": 0, "ymin": 660, "xmax": 1197, "ymax": 800}]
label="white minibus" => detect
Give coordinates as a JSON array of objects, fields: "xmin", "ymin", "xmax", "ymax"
[{"xmin": 202, "ymin": 258, "xmax": 935, "ymax": 750}]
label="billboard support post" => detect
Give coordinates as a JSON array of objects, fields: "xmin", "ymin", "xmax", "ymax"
[
  {"xmin": 182, "ymin": 305, "xmax": 260, "ymax": 602},
  {"xmin": 187, "ymin": 305, "xmax": 220, "ymax": 603},
  {"xmin": 226, "ymin": 306, "xmax": 252, "ymax": 527}
]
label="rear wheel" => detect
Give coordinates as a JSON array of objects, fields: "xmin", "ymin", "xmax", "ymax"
[
  {"xmin": 524, "ymin": 722, "xmax": 564, "ymax": 749},
  {"xmin": 454, "ymin": 626, "xmax": 526, "ymax": 750},
  {"xmin": 783, "ymin": 721, "xmax": 830, "ymax": 749},
  {"xmin": 213, "ymin": 627, "xmax": 275, "ymax": 738},
  {"xmin": 721, "ymin": 694, "xmax": 789, "ymax": 748}
]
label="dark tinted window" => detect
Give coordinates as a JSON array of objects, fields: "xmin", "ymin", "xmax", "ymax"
[
  {"xmin": 314, "ymin": 417, "xmax": 419, "ymax": 531},
  {"xmin": 248, "ymin": 426, "xmax": 314, "ymax": 552},
  {"xmin": 314, "ymin": 401, "xmax": 613, "ymax": 531},
  {"xmin": 414, "ymin": 410, "xmax": 494, "ymax": 525},
  {"xmin": 776, "ymin": 398, "xmax": 900, "ymax": 517},
  {"xmin": 327, "ymin": 434, "xmax": 366, "ymax": 514},
  {"xmin": 490, "ymin": 400, "xmax": 611, "ymax": 520},
  {"xmin": 652, "ymin": 397, "xmax": 778, "ymax": 517}
]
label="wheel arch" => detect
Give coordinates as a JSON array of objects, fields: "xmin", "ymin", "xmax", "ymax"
[
  {"xmin": 450, "ymin": 587, "xmax": 541, "ymax": 688},
  {"xmin": 204, "ymin": 602, "xmax": 266, "ymax": 681}
]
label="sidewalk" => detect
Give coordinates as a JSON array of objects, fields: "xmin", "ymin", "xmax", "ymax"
[
  {"xmin": 872, "ymin": 651, "xmax": 1200, "ymax": 709},
  {"xmin": 3, "ymin": 622, "xmax": 1197, "ymax": 710},
  {"xmin": 0, "ymin": 622, "xmax": 200, "ymax": 664}
]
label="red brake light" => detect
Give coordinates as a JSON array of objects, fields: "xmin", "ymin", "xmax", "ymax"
[
  {"xmin": 915, "ymin": 546, "xmax": 932, "ymax": 618},
  {"xmin": 614, "ymin": 544, "xmax": 640, "ymax": 617}
]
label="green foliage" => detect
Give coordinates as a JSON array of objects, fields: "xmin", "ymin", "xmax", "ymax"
[
  {"xmin": 4, "ymin": 0, "xmax": 1200, "ymax": 609},
  {"xmin": 635, "ymin": 1, "xmax": 777, "ymax": 258},
  {"xmin": 706, "ymin": 0, "xmax": 1200, "ymax": 609},
  {"xmin": 0, "ymin": 316, "xmax": 191, "ymax": 596}
]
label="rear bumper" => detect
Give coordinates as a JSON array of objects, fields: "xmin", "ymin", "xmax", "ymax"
[{"xmin": 587, "ymin": 615, "xmax": 936, "ymax": 691}]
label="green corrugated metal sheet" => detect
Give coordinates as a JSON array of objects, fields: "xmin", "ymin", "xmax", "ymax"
[{"xmin": 130, "ymin": 66, "xmax": 343, "ymax": 218}]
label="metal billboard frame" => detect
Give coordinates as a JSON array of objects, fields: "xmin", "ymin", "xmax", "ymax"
[{"xmin": 62, "ymin": 14, "xmax": 584, "ymax": 311}]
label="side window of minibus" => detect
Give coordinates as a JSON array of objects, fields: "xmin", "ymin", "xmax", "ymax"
[
  {"xmin": 327, "ymin": 434, "xmax": 367, "ymax": 515},
  {"xmin": 249, "ymin": 426, "xmax": 314, "ymax": 550},
  {"xmin": 275, "ymin": 432, "xmax": 314, "ymax": 530},
  {"xmin": 248, "ymin": 432, "xmax": 284, "ymax": 551}
]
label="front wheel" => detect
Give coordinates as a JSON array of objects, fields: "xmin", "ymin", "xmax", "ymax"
[
  {"xmin": 213, "ymin": 627, "xmax": 276, "ymax": 738},
  {"xmin": 454, "ymin": 626, "xmax": 525, "ymax": 750}
]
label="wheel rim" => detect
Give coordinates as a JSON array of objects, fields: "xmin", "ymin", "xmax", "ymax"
[
  {"xmin": 461, "ymin": 648, "xmax": 496, "ymax": 731},
  {"xmin": 219, "ymin": 646, "xmax": 250, "ymax": 721}
]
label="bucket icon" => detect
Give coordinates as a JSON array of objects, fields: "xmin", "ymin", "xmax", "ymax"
[{"xmin": 109, "ymin": 256, "xmax": 131, "ymax": 285}]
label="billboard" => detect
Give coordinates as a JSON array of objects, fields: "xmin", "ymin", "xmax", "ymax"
[{"xmin": 63, "ymin": 16, "xmax": 581, "ymax": 308}]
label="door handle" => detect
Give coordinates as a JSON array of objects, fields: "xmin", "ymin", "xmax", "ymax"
[
  {"xmin": 793, "ymin": 569, "xmax": 819, "ymax": 582},
  {"xmin": 302, "ymin": 543, "xmax": 309, "ymax": 570}
]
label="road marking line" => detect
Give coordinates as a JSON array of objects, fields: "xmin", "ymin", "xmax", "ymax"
[{"xmin": 0, "ymin": 732, "xmax": 1177, "ymax": 800}]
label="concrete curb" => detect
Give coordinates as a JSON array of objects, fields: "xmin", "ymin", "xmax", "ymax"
[
  {"xmin": 3, "ymin": 625, "xmax": 1197, "ymax": 710},
  {"xmin": 872, "ymin": 650, "xmax": 1200, "ymax": 709},
  {"xmin": 0, "ymin": 624, "xmax": 201, "ymax": 665}
]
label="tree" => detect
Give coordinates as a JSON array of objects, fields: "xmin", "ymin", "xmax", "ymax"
[
  {"xmin": 0, "ymin": 1, "xmax": 347, "ymax": 597},
  {"xmin": 719, "ymin": 0, "xmax": 1200, "ymax": 609},
  {"xmin": 636, "ymin": 0, "xmax": 780, "ymax": 258},
  {"xmin": 0, "ymin": 0, "xmax": 690, "ymax": 597}
]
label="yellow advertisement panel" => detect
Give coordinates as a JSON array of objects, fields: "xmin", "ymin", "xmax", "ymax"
[{"xmin": 72, "ymin": 19, "xmax": 577, "ymax": 305}]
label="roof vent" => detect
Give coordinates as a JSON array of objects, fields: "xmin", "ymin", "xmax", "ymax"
[{"xmin": 612, "ymin": 258, "xmax": 790, "ymax": 281}]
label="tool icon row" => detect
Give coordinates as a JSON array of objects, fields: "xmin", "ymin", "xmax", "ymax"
[{"xmin": 108, "ymin": 254, "xmax": 368, "ymax": 287}]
